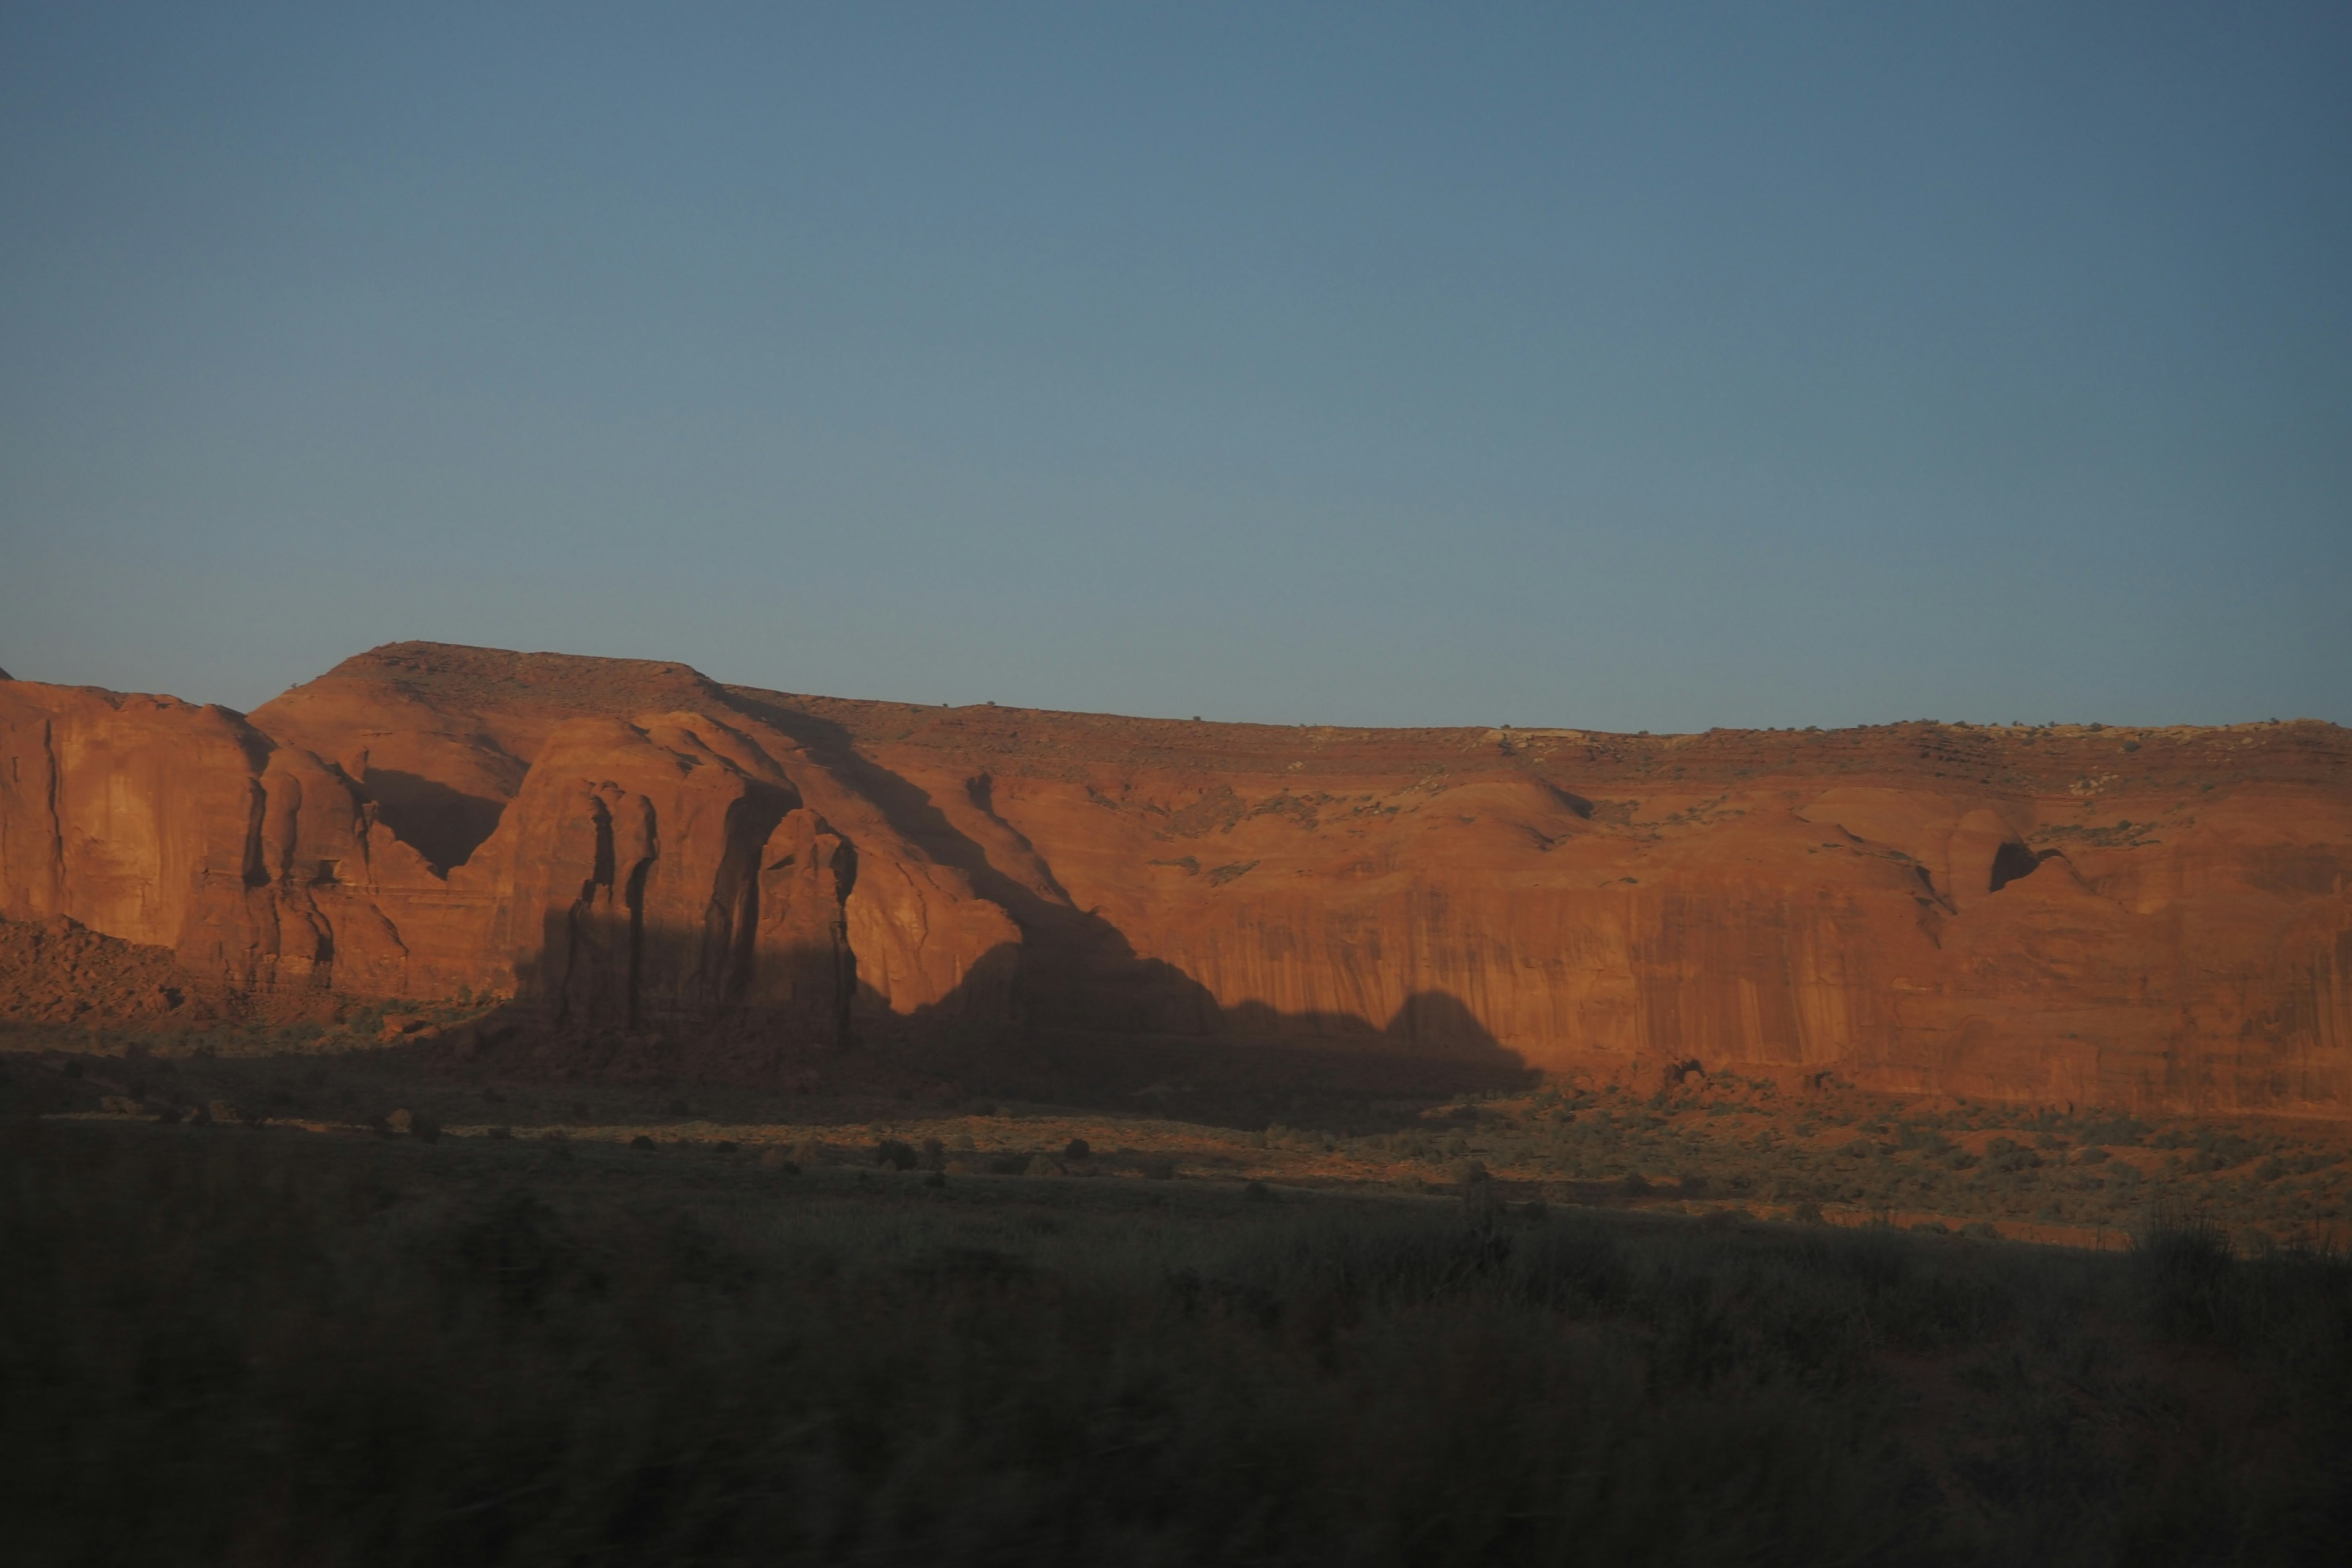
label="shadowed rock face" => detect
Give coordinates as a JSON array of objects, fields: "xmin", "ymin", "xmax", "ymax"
[{"xmin": 5, "ymin": 641, "xmax": 2350, "ymax": 1116}]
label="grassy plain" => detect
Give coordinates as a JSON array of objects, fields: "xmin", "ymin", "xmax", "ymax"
[
  {"xmin": 5, "ymin": 1038, "xmax": 2352, "ymax": 1565},
  {"xmin": 8, "ymin": 1023, "xmax": 2350, "ymax": 1248}
]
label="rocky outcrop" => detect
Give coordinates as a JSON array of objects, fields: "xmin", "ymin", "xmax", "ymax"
[
  {"xmin": 0, "ymin": 684, "xmax": 399, "ymax": 996},
  {"xmin": 0, "ymin": 913, "xmax": 238, "ymax": 1029},
  {"xmin": 0, "ymin": 652, "xmax": 1025, "ymax": 1074},
  {"xmin": 5, "ymin": 643, "xmax": 2350, "ymax": 1115}
]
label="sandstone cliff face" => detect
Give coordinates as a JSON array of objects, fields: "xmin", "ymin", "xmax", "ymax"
[
  {"xmin": 245, "ymin": 650, "xmax": 1020, "ymax": 1036},
  {"xmin": 0, "ymin": 683, "xmax": 428, "ymax": 997},
  {"xmin": 1, "ymin": 684, "xmax": 260, "ymax": 950},
  {"xmin": 4, "ymin": 643, "xmax": 2348, "ymax": 1115}
]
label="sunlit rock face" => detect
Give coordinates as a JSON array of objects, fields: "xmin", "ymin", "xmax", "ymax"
[{"xmin": 5, "ymin": 642, "xmax": 2348, "ymax": 1115}]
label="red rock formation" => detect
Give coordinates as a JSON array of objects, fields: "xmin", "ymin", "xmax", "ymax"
[
  {"xmin": 5, "ymin": 643, "xmax": 2349, "ymax": 1116},
  {"xmin": 0, "ymin": 682, "xmax": 410, "ymax": 996}
]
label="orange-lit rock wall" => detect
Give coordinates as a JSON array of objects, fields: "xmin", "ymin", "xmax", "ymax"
[
  {"xmin": 858, "ymin": 748, "xmax": 2348, "ymax": 1117},
  {"xmin": 4, "ymin": 646, "xmax": 2348, "ymax": 1115}
]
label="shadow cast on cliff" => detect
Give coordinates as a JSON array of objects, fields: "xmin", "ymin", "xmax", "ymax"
[
  {"xmin": 720, "ymin": 692, "xmax": 1538, "ymax": 1122},
  {"xmin": 729, "ymin": 690, "xmax": 1229, "ymax": 1036},
  {"xmin": 380, "ymin": 690, "xmax": 1539, "ymax": 1128},
  {"xmin": 468, "ymin": 918, "xmax": 1529, "ymax": 1130},
  {"xmin": 882, "ymin": 965, "xmax": 1538, "ymax": 1133},
  {"xmin": 356, "ymin": 769, "xmax": 507, "ymax": 875}
]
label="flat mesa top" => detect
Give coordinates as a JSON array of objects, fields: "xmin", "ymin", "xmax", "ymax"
[{"xmin": 263, "ymin": 640, "xmax": 2351, "ymax": 790}]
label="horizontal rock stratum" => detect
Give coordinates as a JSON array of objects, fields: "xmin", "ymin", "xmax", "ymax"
[{"xmin": 3, "ymin": 643, "xmax": 2348, "ymax": 1114}]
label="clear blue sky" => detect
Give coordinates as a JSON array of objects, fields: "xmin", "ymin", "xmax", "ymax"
[{"xmin": 2, "ymin": 2, "xmax": 2346, "ymax": 729}]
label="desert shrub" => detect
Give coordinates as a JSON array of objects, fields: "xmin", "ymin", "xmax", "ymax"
[
  {"xmin": 1063, "ymin": 1137, "xmax": 1091, "ymax": 1161},
  {"xmin": 874, "ymin": 1138, "xmax": 917, "ymax": 1171},
  {"xmin": 2135, "ymin": 1212, "xmax": 2239, "ymax": 1341},
  {"xmin": 1458, "ymin": 1166, "xmax": 1502, "ymax": 1224},
  {"xmin": 443, "ymin": 1191, "xmax": 589, "ymax": 1317},
  {"xmin": 1985, "ymin": 1139, "xmax": 2040, "ymax": 1175},
  {"xmin": 2194, "ymin": 1130, "xmax": 2262, "ymax": 1168},
  {"xmin": 2077, "ymin": 1115, "xmax": 2149, "ymax": 1147}
]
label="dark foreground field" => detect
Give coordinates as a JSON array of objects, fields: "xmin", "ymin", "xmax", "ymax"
[{"xmin": 5, "ymin": 1114, "xmax": 2350, "ymax": 1566}]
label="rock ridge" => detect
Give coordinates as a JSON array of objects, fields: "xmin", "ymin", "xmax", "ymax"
[{"xmin": 2, "ymin": 641, "xmax": 2346, "ymax": 1116}]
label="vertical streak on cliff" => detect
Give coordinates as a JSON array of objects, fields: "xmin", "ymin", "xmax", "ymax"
[
  {"xmin": 724, "ymin": 799, "xmax": 761, "ymax": 1012},
  {"xmin": 625, "ymin": 857, "xmax": 650, "ymax": 1030},
  {"xmin": 239, "ymin": 779, "xmax": 269, "ymax": 890},
  {"xmin": 37, "ymin": 720, "xmax": 66, "ymax": 914},
  {"xmin": 1404, "ymin": 885, "xmax": 1431, "ymax": 1046},
  {"xmin": 623, "ymin": 796, "xmax": 656, "ymax": 1032},
  {"xmin": 557, "ymin": 794, "xmax": 617, "ymax": 1029},
  {"xmin": 833, "ymin": 836, "xmax": 859, "ymax": 1041},
  {"xmin": 710, "ymin": 790, "xmax": 791, "ymax": 1011}
]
